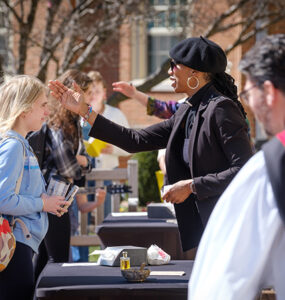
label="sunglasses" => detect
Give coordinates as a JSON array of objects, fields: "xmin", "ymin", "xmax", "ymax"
[{"xmin": 170, "ymin": 60, "xmax": 178, "ymax": 72}]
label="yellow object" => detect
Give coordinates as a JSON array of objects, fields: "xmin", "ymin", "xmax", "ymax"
[
  {"xmin": 155, "ymin": 170, "xmax": 164, "ymax": 202},
  {"xmin": 84, "ymin": 139, "xmax": 107, "ymax": 157},
  {"xmin": 120, "ymin": 251, "xmax": 130, "ymax": 270}
]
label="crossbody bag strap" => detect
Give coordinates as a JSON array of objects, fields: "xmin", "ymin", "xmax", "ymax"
[
  {"xmin": 13, "ymin": 138, "xmax": 26, "ymax": 194},
  {"xmin": 1, "ymin": 136, "xmax": 26, "ymax": 194},
  {"xmin": 0, "ymin": 136, "xmax": 31, "ymax": 239}
]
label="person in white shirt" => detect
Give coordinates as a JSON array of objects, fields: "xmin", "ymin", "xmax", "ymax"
[
  {"xmin": 189, "ymin": 34, "xmax": 285, "ymax": 300},
  {"xmin": 85, "ymin": 71, "xmax": 130, "ymax": 217},
  {"xmin": 86, "ymin": 71, "xmax": 130, "ymax": 170}
]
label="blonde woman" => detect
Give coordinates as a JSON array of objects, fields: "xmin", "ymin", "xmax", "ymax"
[
  {"xmin": 33, "ymin": 69, "xmax": 106, "ymax": 278},
  {"xmin": 0, "ymin": 75, "xmax": 68, "ymax": 300}
]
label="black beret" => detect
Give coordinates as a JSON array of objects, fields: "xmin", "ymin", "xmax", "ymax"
[{"xmin": 169, "ymin": 36, "xmax": 227, "ymax": 73}]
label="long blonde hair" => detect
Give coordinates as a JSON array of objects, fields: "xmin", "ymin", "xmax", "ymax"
[{"xmin": 0, "ymin": 75, "xmax": 46, "ymax": 134}]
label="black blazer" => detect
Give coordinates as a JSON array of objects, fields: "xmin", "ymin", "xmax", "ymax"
[
  {"xmin": 90, "ymin": 83, "xmax": 253, "ymax": 251},
  {"xmin": 263, "ymin": 131, "xmax": 285, "ymax": 226},
  {"xmin": 27, "ymin": 123, "xmax": 48, "ymax": 169}
]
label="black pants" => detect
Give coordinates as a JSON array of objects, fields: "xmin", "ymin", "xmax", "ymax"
[
  {"xmin": 34, "ymin": 212, "xmax": 70, "ymax": 280},
  {"xmin": 0, "ymin": 242, "xmax": 34, "ymax": 300}
]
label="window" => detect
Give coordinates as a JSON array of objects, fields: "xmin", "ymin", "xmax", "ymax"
[
  {"xmin": 148, "ymin": 34, "xmax": 180, "ymax": 74},
  {"xmin": 147, "ymin": 0, "xmax": 187, "ymax": 74}
]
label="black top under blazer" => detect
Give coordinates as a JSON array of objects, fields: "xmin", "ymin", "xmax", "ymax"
[{"xmin": 90, "ymin": 83, "xmax": 253, "ymax": 251}]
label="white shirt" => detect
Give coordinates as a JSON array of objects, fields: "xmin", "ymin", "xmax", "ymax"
[
  {"xmin": 90, "ymin": 104, "xmax": 130, "ymax": 169},
  {"xmin": 189, "ymin": 151, "xmax": 285, "ymax": 300}
]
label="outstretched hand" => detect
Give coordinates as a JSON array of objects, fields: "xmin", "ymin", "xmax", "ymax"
[
  {"xmin": 112, "ymin": 81, "xmax": 136, "ymax": 98},
  {"xmin": 48, "ymin": 80, "xmax": 85, "ymax": 115}
]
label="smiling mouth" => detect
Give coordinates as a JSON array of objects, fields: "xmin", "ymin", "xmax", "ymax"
[{"xmin": 170, "ymin": 77, "xmax": 176, "ymax": 88}]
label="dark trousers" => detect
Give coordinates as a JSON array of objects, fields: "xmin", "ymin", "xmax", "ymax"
[
  {"xmin": 34, "ymin": 212, "xmax": 70, "ymax": 280},
  {"xmin": 0, "ymin": 241, "xmax": 34, "ymax": 300}
]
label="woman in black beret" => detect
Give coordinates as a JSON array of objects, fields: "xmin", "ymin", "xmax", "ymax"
[{"xmin": 48, "ymin": 36, "xmax": 253, "ymax": 257}]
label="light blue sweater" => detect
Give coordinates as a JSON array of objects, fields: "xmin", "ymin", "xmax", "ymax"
[{"xmin": 0, "ymin": 130, "xmax": 48, "ymax": 253}]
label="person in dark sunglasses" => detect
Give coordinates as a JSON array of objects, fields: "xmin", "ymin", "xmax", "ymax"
[
  {"xmin": 48, "ymin": 36, "xmax": 253, "ymax": 258},
  {"xmin": 189, "ymin": 34, "xmax": 285, "ymax": 300}
]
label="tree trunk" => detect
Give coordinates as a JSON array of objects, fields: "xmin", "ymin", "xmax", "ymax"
[{"xmin": 0, "ymin": 55, "xmax": 4, "ymax": 85}]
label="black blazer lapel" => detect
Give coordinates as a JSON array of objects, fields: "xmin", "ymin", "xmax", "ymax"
[
  {"xmin": 167, "ymin": 101, "xmax": 191, "ymax": 145},
  {"xmin": 188, "ymin": 100, "xmax": 208, "ymax": 177},
  {"xmin": 188, "ymin": 85, "xmax": 220, "ymax": 177}
]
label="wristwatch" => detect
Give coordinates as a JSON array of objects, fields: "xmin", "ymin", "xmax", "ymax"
[{"xmin": 190, "ymin": 180, "xmax": 196, "ymax": 194}]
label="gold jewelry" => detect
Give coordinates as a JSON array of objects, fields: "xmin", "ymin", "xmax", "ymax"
[{"xmin": 187, "ymin": 76, "xmax": 199, "ymax": 89}]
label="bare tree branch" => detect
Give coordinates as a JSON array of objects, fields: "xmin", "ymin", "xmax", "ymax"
[
  {"xmin": 226, "ymin": 14, "xmax": 285, "ymax": 53},
  {"xmin": 203, "ymin": 0, "xmax": 251, "ymax": 37},
  {"xmin": 2, "ymin": 0, "xmax": 284, "ymax": 109},
  {"xmin": 2, "ymin": 0, "xmax": 23, "ymax": 24},
  {"xmin": 107, "ymin": 0, "xmax": 285, "ymax": 106},
  {"xmin": 108, "ymin": 58, "xmax": 170, "ymax": 106},
  {"xmin": 17, "ymin": 0, "xmax": 39, "ymax": 73},
  {"xmin": 37, "ymin": 0, "xmax": 92, "ymax": 80}
]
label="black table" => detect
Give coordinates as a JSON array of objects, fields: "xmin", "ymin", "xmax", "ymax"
[
  {"xmin": 35, "ymin": 260, "xmax": 193, "ymax": 300},
  {"xmin": 95, "ymin": 213, "xmax": 190, "ymax": 260}
]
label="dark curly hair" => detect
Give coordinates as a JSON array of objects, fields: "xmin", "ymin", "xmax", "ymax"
[
  {"xmin": 205, "ymin": 72, "xmax": 247, "ymax": 119},
  {"xmin": 48, "ymin": 69, "xmax": 92, "ymax": 149},
  {"xmin": 239, "ymin": 34, "xmax": 285, "ymax": 95}
]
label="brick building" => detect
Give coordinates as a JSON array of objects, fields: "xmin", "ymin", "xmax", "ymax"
[
  {"xmin": 1, "ymin": 0, "xmax": 284, "ymax": 143},
  {"xmin": 115, "ymin": 0, "xmax": 285, "ymax": 145}
]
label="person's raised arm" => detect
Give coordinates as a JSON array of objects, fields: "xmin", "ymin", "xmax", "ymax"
[
  {"xmin": 112, "ymin": 81, "xmax": 181, "ymax": 119},
  {"xmin": 112, "ymin": 81, "xmax": 149, "ymax": 107},
  {"xmin": 76, "ymin": 188, "xmax": 106, "ymax": 213},
  {"xmin": 48, "ymin": 80, "xmax": 97, "ymax": 126}
]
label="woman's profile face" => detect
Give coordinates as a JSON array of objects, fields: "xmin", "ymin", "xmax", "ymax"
[
  {"xmin": 168, "ymin": 60, "xmax": 193, "ymax": 94},
  {"xmin": 24, "ymin": 92, "xmax": 50, "ymax": 132}
]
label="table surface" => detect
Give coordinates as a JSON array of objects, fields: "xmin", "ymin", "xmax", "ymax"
[
  {"xmin": 95, "ymin": 213, "xmax": 191, "ymax": 261},
  {"xmin": 36, "ymin": 260, "xmax": 193, "ymax": 300},
  {"xmin": 102, "ymin": 212, "xmax": 176, "ymax": 224}
]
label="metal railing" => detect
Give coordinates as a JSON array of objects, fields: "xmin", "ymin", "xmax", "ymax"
[{"xmin": 70, "ymin": 159, "xmax": 138, "ymax": 247}]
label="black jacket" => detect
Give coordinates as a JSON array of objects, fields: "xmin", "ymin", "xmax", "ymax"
[
  {"xmin": 263, "ymin": 130, "xmax": 285, "ymax": 226},
  {"xmin": 90, "ymin": 83, "xmax": 253, "ymax": 251},
  {"xmin": 27, "ymin": 123, "xmax": 48, "ymax": 169}
]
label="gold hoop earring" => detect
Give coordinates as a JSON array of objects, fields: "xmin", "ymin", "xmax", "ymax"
[{"xmin": 187, "ymin": 76, "xmax": 199, "ymax": 89}]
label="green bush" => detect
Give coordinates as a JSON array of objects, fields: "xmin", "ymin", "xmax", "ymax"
[{"xmin": 132, "ymin": 150, "xmax": 161, "ymax": 206}]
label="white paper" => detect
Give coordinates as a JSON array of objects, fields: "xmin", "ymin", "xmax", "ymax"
[
  {"xmin": 89, "ymin": 247, "xmax": 125, "ymax": 266},
  {"xmin": 89, "ymin": 249, "xmax": 106, "ymax": 256},
  {"xmin": 62, "ymin": 262, "xmax": 99, "ymax": 267},
  {"xmin": 166, "ymin": 219, "xmax": 177, "ymax": 224},
  {"xmin": 160, "ymin": 184, "xmax": 173, "ymax": 197},
  {"xmin": 150, "ymin": 271, "xmax": 185, "ymax": 276},
  {"xmin": 111, "ymin": 212, "xmax": 147, "ymax": 217},
  {"xmin": 128, "ymin": 197, "xmax": 138, "ymax": 206}
]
